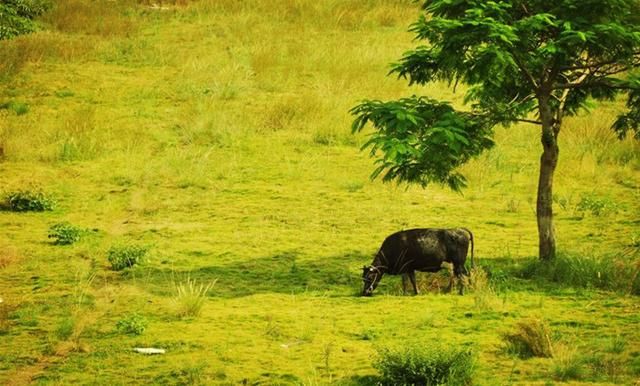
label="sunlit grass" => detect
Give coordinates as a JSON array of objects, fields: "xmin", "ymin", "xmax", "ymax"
[{"xmin": 0, "ymin": 0, "xmax": 639, "ymax": 384}]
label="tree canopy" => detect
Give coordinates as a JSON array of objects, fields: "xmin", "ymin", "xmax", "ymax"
[{"xmin": 351, "ymin": 0, "xmax": 640, "ymax": 259}]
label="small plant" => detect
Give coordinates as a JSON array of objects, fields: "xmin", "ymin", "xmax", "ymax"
[
  {"xmin": 607, "ymin": 335, "xmax": 626, "ymax": 354},
  {"xmin": 107, "ymin": 244, "xmax": 148, "ymax": 271},
  {"xmin": 374, "ymin": 343, "xmax": 476, "ymax": 386},
  {"xmin": 116, "ymin": 313, "xmax": 148, "ymax": 335},
  {"xmin": 322, "ymin": 342, "xmax": 334, "ymax": 379},
  {"xmin": 575, "ymin": 194, "xmax": 618, "ymax": 217},
  {"xmin": 173, "ymin": 277, "xmax": 216, "ymax": 318},
  {"xmin": 4, "ymin": 190, "xmax": 55, "ymax": 211},
  {"xmin": 48, "ymin": 222, "xmax": 84, "ymax": 245},
  {"xmin": 55, "ymin": 315, "xmax": 76, "ymax": 340},
  {"xmin": 502, "ymin": 318, "xmax": 553, "ymax": 358},
  {"xmin": 9, "ymin": 101, "xmax": 29, "ymax": 115}
]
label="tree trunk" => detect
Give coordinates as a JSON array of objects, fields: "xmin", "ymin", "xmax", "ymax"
[
  {"xmin": 537, "ymin": 141, "xmax": 558, "ymax": 260},
  {"xmin": 537, "ymin": 95, "xmax": 559, "ymax": 260}
]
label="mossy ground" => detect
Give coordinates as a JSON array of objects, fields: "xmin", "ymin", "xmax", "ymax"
[{"xmin": 1, "ymin": 1, "xmax": 639, "ymax": 384}]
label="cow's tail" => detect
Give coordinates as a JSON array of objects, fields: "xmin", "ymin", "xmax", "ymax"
[{"xmin": 461, "ymin": 227, "xmax": 475, "ymax": 269}]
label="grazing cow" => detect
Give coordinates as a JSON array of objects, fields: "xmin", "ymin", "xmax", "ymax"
[{"xmin": 361, "ymin": 228, "xmax": 474, "ymax": 296}]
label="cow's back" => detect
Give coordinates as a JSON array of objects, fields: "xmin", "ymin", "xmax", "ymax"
[{"xmin": 378, "ymin": 228, "xmax": 447, "ymax": 274}]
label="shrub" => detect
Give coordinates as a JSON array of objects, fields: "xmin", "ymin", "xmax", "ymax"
[
  {"xmin": 107, "ymin": 244, "xmax": 148, "ymax": 271},
  {"xmin": 48, "ymin": 222, "xmax": 83, "ymax": 245},
  {"xmin": 116, "ymin": 313, "xmax": 147, "ymax": 335},
  {"xmin": 0, "ymin": 0, "xmax": 50, "ymax": 40},
  {"xmin": 374, "ymin": 343, "xmax": 476, "ymax": 386},
  {"xmin": 173, "ymin": 277, "xmax": 216, "ymax": 318},
  {"xmin": 502, "ymin": 318, "xmax": 553, "ymax": 359},
  {"xmin": 4, "ymin": 190, "xmax": 55, "ymax": 211}
]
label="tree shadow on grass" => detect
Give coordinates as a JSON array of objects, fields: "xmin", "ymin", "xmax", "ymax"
[{"xmin": 135, "ymin": 250, "xmax": 372, "ymax": 299}]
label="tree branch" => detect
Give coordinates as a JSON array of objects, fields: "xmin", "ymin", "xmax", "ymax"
[
  {"xmin": 508, "ymin": 49, "xmax": 539, "ymax": 89},
  {"xmin": 552, "ymin": 81, "xmax": 638, "ymax": 90},
  {"xmin": 558, "ymin": 52, "xmax": 640, "ymax": 71},
  {"xmin": 515, "ymin": 118, "xmax": 542, "ymax": 125}
]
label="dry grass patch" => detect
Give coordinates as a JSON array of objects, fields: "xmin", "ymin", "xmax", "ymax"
[
  {"xmin": 41, "ymin": 0, "xmax": 138, "ymax": 37},
  {"xmin": 503, "ymin": 317, "xmax": 554, "ymax": 359},
  {"xmin": 0, "ymin": 244, "xmax": 20, "ymax": 269}
]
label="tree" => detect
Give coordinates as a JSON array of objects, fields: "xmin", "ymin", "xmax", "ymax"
[
  {"xmin": 351, "ymin": 0, "xmax": 640, "ymax": 260},
  {"xmin": 0, "ymin": 0, "xmax": 49, "ymax": 40}
]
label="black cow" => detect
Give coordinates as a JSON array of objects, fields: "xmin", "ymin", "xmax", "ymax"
[{"xmin": 361, "ymin": 228, "xmax": 474, "ymax": 296}]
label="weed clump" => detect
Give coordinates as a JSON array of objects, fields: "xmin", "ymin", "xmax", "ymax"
[
  {"xmin": 107, "ymin": 244, "xmax": 148, "ymax": 271},
  {"xmin": 48, "ymin": 222, "xmax": 84, "ymax": 245},
  {"xmin": 502, "ymin": 318, "xmax": 553, "ymax": 359},
  {"xmin": 374, "ymin": 343, "xmax": 475, "ymax": 386},
  {"xmin": 3, "ymin": 190, "xmax": 55, "ymax": 211},
  {"xmin": 116, "ymin": 313, "xmax": 148, "ymax": 335},
  {"xmin": 0, "ymin": 100, "xmax": 29, "ymax": 115},
  {"xmin": 173, "ymin": 277, "xmax": 216, "ymax": 318},
  {"xmin": 575, "ymin": 193, "xmax": 618, "ymax": 217}
]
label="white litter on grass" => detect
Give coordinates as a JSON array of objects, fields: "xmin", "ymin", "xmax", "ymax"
[{"xmin": 133, "ymin": 348, "xmax": 166, "ymax": 355}]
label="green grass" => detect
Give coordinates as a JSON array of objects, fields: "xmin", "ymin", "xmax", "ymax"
[{"xmin": 1, "ymin": 0, "xmax": 639, "ymax": 384}]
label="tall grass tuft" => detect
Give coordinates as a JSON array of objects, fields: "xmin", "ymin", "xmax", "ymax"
[
  {"xmin": 551, "ymin": 345, "xmax": 585, "ymax": 381},
  {"xmin": 519, "ymin": 252, "xmax": 640, "ymax": 295},
  {"xmin": 465, "ymin": 266, "xmax": 498, "ymax": 310},
  {"xmin": 374, "ymin": 343, "xmax": 476, "ymax": 386},
  {"xmin": 173, "ymin": 277, "xmax": 216, "ymax": 318},
  {"xmin": 502, "ymin": 318, "xmax": 554, "ymax": 358}
]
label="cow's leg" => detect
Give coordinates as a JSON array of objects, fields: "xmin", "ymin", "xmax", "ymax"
[
  {"xmin": 454, "ymin": 264, "xmax": 465, "ymax": 295},
  {"xmin": 402, "ymin": 274, "xmax": 408, "ymax": 295},
  {"xmin": 446, "ymin": 273, "xmax": 455, "ymax": 293},
  {"xmin": 408, "ymin": 270, "xmax": 418, "ymax": 295}
]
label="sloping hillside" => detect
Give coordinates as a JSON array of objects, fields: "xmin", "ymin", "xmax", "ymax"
[{"xmin": 1, "ymin": 1, "xmax": 639, "ymax": 384}]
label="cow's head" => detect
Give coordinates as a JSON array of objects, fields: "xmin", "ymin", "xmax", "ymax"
[{"xmin": 362, "ymin": 265, "xmax": 383, "ymax": 296}]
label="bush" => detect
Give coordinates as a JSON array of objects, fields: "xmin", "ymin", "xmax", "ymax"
[
  {"xmin": 116, "ymin": 313, "xmax": 147, "ymax": 335},
  {"xmin": 374, "ymin": 343, "xmax": 476, "ymax": 386},
  {"xmin": 502, "ymin": 318, "xmax": 553, "ymax": 359},
  {"xmin": 107, "ymin": 244, "xmax": 148, "ymax": 271},
  {"xmin": 0, "ymin": 0, "xmax": 50, "ymax": 40},
  {"xmin": 48, "ymin": 222, "xmax": 83, "ymax": 245},
  {"xmin": 3, "ymin": 190, "xmax": 55, "ymax": 211}
]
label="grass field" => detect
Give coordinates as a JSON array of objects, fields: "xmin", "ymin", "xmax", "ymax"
[{"xmin": 1, "ymin": 1, "xmax": 639, "ymax": 384}]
